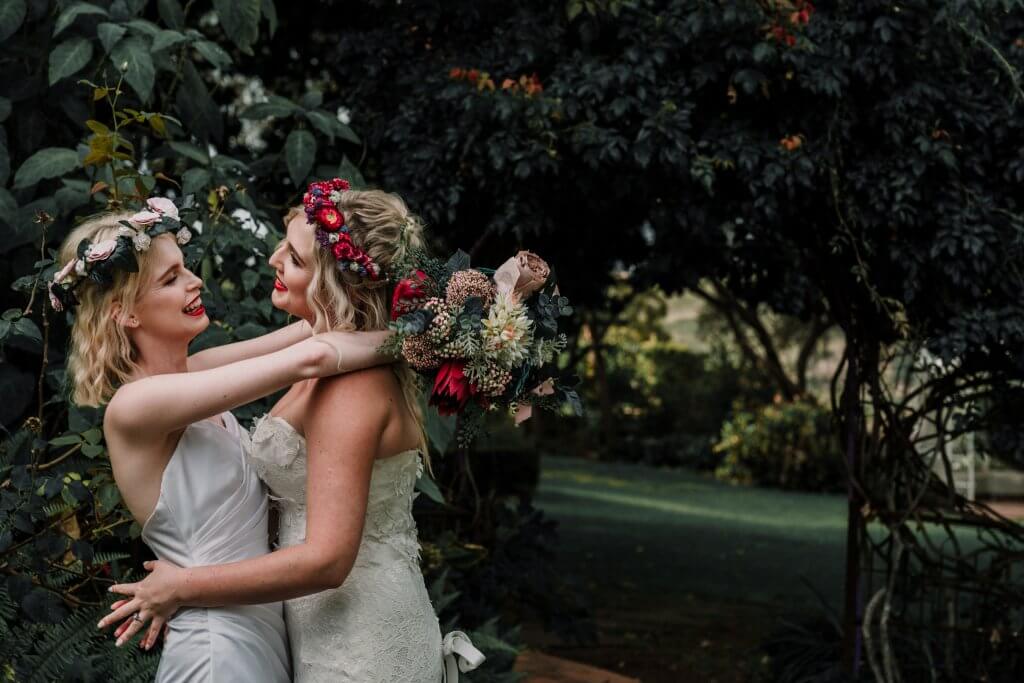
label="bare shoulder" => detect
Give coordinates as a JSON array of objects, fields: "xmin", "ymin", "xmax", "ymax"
[
  {"xmin": 104, "ymin": 384, "xmax": 141, "ymax": 435},
  {"xmin": 307, "ymin": 367, "xmax": 396, "ymax": 422},
  {"xmin": 312, "ymin": 365, "xmax": 396, "ymax": 397}
]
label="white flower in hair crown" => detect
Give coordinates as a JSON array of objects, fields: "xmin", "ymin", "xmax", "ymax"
[{"xmin": 48, "ymin": 197, "xmax": 192, "ymax": 312}]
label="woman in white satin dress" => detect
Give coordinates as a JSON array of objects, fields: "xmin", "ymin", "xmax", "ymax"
[
  {"xmin": 105, "ymin": 187, "xmax": 484, "ymax": 682},
  {"xmin": 57, "ymin": 211, "xmax": 391, "ymax": 682}
]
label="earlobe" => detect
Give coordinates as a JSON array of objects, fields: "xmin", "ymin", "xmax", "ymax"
[{"xmin": 110, "ymin": 302, "xmax": 139, "ymax": 328}]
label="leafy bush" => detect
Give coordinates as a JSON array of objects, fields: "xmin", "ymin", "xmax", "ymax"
[
  {"xmin": 616, "ymin": 342, "xmax": 750, "ymax": 467},
  {"xmin": 714, "ymin": 399, "xmax": 845, "ymax": 492}
]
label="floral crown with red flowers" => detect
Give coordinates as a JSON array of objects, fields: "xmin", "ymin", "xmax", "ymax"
[{"xmin": 303, "ymin": 178, "xmax": 383, "ymax": 282}]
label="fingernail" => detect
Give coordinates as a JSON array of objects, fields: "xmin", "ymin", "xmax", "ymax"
[{"xmin": 108, "ymin": 586, "xmax": 114, "ymax": 592}]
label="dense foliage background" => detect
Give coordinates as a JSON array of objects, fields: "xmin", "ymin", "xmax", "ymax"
[{"xmin": 2, "ymin": 0, "xmax": 1024, "ymax": 680}]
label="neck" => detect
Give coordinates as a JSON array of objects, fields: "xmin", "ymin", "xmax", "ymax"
[{"xmin": 131, "ymin": 334, "xmax": 191, "ymax": 378}]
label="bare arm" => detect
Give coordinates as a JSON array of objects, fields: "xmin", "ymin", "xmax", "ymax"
[
  {"xmin": 102, "ymin": 371, "xmax": 386, "ymax": 644},
  {"xmin": 107, "ymin": 331, "xmax": 392, "ymax": 439},
  {"xmin": 187, "ymin": 320, "xmax": 312, "ymax": 372},
  {"xmin": 178, "ymin": 372, "xmax": 382, "ymax": 602}
]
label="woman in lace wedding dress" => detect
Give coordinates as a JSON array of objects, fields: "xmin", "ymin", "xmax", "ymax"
[{"xmin": 107, "ymin": 185, "xmax": 483, "ymax": 682}]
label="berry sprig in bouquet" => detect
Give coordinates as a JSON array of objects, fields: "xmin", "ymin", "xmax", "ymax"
[{"xmin": 384, "ymin": 249, "xmax": 581, "ymax": 446}]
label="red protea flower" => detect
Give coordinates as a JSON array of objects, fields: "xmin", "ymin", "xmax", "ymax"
[
  {"xmin": 317, "ymin": 207, "xmax": 344, "ymax": 231},
  {"xmin": 429, "ymin": 360, "xmax": 477, "ymax": 416},
  {"xmin": 390, "ymin": 270, "xmax": 429, "ymax": 320}
]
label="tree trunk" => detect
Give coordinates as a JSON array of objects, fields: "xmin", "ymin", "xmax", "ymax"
[{"xmin": 841, "ymin": 342, "xmax": 865, "ymax": 675}]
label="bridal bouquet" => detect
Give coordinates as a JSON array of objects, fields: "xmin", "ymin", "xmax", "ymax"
[{"xmin": 384, "ymin": 249, "xmax": 581, "ymax": 445}]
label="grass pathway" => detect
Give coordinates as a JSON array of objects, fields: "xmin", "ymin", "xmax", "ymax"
[
  {"xmin": 528, "ymin": 456, "xmax": 850, "ymax": 681},
  {"xmin": 538, "ymin": 455, "xmax": 848, "ymax": 607}
]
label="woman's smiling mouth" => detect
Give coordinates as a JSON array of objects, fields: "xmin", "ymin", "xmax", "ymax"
[{"xmin": 183, "ymin": 296, "xmax": 205, "ymax": 316}]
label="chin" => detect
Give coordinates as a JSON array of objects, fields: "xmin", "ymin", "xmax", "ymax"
[
  {"xmin": 270, "ymin": 291, "xmax": 299, "ymax": 317},
  {"xmin": 187, "ymin": 313, "xmax": 211, "ymax": 337}
]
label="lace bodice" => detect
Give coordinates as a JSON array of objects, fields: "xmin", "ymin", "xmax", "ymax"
[
  {"xmin": 243, "ymin": 413, "xmax": 448, "ymax": 682},
  {"xmin": 246, "ymin": 413, "xmax": 424, "ymax": 567}
]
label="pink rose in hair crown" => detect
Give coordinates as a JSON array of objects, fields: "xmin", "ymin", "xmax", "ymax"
[
  {"xmin": 48, "ymin": 285, "xmax": 63, "ymax": 312},
  {"xmin": 129, "ymin": 197, "xmax": 180, "ymax": 227},
  {"xmin": 146, "ymin": 197, "xmax": 179, "ymax": 219},
  {"xmin": 85, "ymin": 240, "xmax": 118, "ymax": 262},
  {"xmin": 52, "ymin": 258, "xmax": 79, "ymax": 285},
  {"xmin": 128, "ymin": 210, "xmax": 161, "ymax": 227},
  {"xmin": 492, "ymin": 250, "xmax": 551, "ymax": 303}
]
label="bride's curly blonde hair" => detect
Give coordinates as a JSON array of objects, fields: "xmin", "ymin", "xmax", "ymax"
[
  {"xmin": 286, "ymin": 189, "xmax": 431, "ymax": 459},
  {"xmin": 57, "ymin": 212, "xmax": 165, "ymax": 407}
]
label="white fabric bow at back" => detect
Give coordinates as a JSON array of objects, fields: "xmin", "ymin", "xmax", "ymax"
[{"xmin": 442, "ymin": 630, "xmax": 486, "ymax": 683}]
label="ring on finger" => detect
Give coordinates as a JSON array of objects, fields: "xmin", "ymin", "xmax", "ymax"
[{"xmin": 131, "ymin": 613, "xmax": 144, "ymax": 623}]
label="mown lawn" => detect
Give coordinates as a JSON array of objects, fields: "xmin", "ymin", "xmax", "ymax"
[{"xmin": 526, "ymin": 455, "xmax": 850, "ymax": 682}]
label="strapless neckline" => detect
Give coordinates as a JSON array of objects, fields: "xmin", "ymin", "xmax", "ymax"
[
  {"xmin": 142, "ymin": 411, "xmax": 235, "ymax": 537},
  {"xmin": 255, "ymin": 413, "xmax": 421, "ymax": 465}
]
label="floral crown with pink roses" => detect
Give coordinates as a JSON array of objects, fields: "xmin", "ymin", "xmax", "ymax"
[
  {"xmin": 303, "ymin": 178, "xmax": 384, "ymax": 282},
  {"xmin": 48, "ymin": 197, "xmax": 192, "ymax": 312}
]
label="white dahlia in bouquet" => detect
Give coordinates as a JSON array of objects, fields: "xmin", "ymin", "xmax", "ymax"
[{"xmin": 383, "ymin": 249, "xmax": 581, "ymax": 445}]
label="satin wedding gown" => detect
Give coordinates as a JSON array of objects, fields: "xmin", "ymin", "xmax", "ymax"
[
  {"xmin": 141, "ymin": 411, "xmax": 291, "ymax": 682},
  {"xmin": 246, "ymin": 413, "xmax": 483, "ymax": 683}
]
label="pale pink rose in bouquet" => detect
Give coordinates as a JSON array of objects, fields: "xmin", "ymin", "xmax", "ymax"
[{"xmin": 492, "ymin": 250, "xmax": 551, "ymax": 303}]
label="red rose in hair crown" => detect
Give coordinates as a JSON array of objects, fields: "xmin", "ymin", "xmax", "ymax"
[
  {"xmin": 317, "ymin": 207, "xmax": 344, "ymax": 232},
  {"xmin": 332, "ymin": 241, "xmax": 356, "ymax": 261},
  {"xmin": 304, "ymin": 177, "xmax": 383, "ymax": 281}
]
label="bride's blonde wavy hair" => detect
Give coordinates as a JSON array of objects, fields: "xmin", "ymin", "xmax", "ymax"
[
  {"xmin": 286, "ymin": 189, "xmax": 430, "ymax": 461},
  {"xmin": 58, "ymin": 212, "xmax": 165, "ymax": 407}
]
